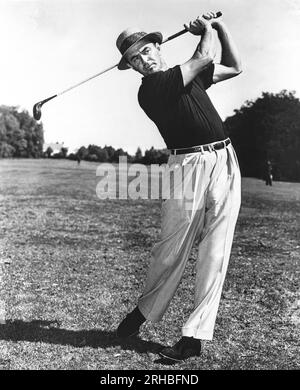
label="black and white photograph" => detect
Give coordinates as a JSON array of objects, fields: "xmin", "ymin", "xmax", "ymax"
[{"xmin": 0, "ymin": 0, "xmax": 299, "ymax": 375}]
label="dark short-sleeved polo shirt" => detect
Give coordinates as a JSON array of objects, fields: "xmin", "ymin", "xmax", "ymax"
[{"xmin": 138, "ymin": 63, "xmax": 226, "ymax": 149}]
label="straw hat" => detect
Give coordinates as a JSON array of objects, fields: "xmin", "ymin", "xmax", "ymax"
[{"xmin": 116, "ymin": 27, "xmax": 163, "ymax": 70}]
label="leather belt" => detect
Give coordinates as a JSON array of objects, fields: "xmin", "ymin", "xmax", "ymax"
[{"xmin": 170, "ymin": 138, "xmax": 231, "ymax": 155}]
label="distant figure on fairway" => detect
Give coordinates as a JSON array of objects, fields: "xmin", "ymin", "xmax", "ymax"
[
  {"xmin": 115, "ymin": 11, "xmax": 242, "ymax": 362},
  {"xmin": 265, "ymin": 160, "xmax": 273, "ymax": 186},
  {"xmin": 77, "ymin": 155, "xmax": 81, "ymax": 165}
]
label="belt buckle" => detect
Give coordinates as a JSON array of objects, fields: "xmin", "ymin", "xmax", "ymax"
[{"xmin": 193, "ymin": 146, "xmax": 202, "ymax": 153}]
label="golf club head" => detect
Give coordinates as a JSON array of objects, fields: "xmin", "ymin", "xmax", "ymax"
[
  {"xmin": 33, "ymin": 102, "xmax": 42, "ymax": 120},
  {"xmin": 33, "ymin": 94, "xmax": 57, "ymax": 121}
]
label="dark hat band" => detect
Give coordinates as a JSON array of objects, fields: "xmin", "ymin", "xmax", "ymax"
[{"xmin": 119, "ymin": 32, "xmax": 147, "ymax": 55}]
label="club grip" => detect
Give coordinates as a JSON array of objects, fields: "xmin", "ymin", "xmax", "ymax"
[
  {"xmin": 165, "ymin": 29, "xmax": 187, "ymax": 42},
  {"xmin": 163, "ymin": 11, "xmax": 222, "ymax": 43}
]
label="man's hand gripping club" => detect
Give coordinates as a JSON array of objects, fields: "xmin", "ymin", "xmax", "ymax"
[{"xmin": 180, "ymin": 12, "xmax": 220, "ymax": 87}]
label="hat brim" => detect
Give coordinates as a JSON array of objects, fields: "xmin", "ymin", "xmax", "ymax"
[{"xmin": 118, "ymin": 32, "xmax": 163, "ymax": 70}]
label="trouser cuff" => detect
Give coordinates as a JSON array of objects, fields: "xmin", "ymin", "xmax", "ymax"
[{"xmin": 182, "ymin": 327, "xmax": 214, "ymax": 340}]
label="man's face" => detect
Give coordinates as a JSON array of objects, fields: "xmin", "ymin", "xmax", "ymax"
[{"xmin": 126, "ymin": 41, "xmax": 164, "ymax": 76}]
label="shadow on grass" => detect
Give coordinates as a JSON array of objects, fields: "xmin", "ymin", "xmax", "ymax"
[{"xmin": 0, "ymin": 319, "xmax": 165, "ymax": 355}]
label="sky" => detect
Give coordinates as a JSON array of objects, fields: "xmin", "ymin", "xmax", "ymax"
[{"xmin": 0, "ymin": 0, "xmax": 299, "ymax": 154}]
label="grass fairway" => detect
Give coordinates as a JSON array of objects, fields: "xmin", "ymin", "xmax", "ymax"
[{"xmin": 0, "ymin": 158, "xmax": 299, "ymax": 370}]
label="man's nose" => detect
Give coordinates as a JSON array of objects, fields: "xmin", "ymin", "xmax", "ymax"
[{"xmin": 140, "ymin": 54, "xmax": 150, "ymax": 64}]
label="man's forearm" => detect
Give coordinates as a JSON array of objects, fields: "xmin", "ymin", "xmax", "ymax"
[
  {"xmin": 213, "ymin": 22, "xmax": 242, "ymax": 71},
  {"xmin": 180, "ymin": 20, "xmax": 216, "ymax": 86},
  {"xmin": 194, "ymin": 25, "xmax": 215, "ymax": 60}
]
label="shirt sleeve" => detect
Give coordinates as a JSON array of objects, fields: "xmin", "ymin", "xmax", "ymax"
[
  {"xmin": 195, "ymin": 62, "xmax": 215, "ymax": 90},
  {"xmin": 140, "ymin": 65, "xmax": 185, "ymax": 105}
]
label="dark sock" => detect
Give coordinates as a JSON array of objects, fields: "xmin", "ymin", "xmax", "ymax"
[
  {"xmin": 182, "ymin": 336, "xmax": 200, "ymax": 343},
  {"xmin": 130, "ymin": 306, "xmax": 146, "ymax": 325},
  {"xmin": 179, "ymin": 336, "xmax": 201, "ymax": 351},
  {"xmin": 116, "ymin": 306, "xmax": 146, "ymax": 337}
]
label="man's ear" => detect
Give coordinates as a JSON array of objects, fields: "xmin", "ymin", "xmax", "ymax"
[{"xmin": 155, "ymin": 43, "xmax": 161, "ymax": 51}]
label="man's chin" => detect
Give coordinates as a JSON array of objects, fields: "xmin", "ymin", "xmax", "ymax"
[{"xmin": 144, "ymin": 66, "xmax": 159, "ymax": 75}]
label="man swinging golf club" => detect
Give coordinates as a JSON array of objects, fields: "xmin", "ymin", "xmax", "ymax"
[{"xmin": 115, "ymin": 11, "xmax": 242, "ymax": 362}]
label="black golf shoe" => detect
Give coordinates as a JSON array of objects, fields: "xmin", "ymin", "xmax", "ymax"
[
  {"xmin": 116, "ymin": 306, "xmax": 146, "ymax": 338},
  {"xmin": 159, "ymin": 336, "xmax": 201, "ymax": 362}
]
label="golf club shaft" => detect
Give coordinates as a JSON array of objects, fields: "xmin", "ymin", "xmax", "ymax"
[
  {"xmin": 58, "ymin": 63, "xmax": 118, "ymax": 97},
  {"xmin": 49, "ymin": 25, "xmax": 178, "ymax": 99}
]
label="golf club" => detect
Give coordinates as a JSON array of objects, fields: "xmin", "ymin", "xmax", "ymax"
[{"xmin": 33, "ymin": 11, "xmax": 222, "ymax": 120}]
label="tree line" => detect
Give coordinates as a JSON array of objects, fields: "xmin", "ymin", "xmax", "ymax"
[
  {"xmin": 45, "ymin": 144, "xmax": 169, "ymax": 165},
  {"xmin": 1, "ymin": 90, "xmax": 300, "ymax": 181},
  {"xmin": 224, "ymin": 90, "xmax": 300, "ymax": 182}
]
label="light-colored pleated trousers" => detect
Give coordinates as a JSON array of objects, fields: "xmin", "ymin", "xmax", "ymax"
[{"xmin": 138, "ymin": 143, "xmax": 241, "ymax": 340}]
